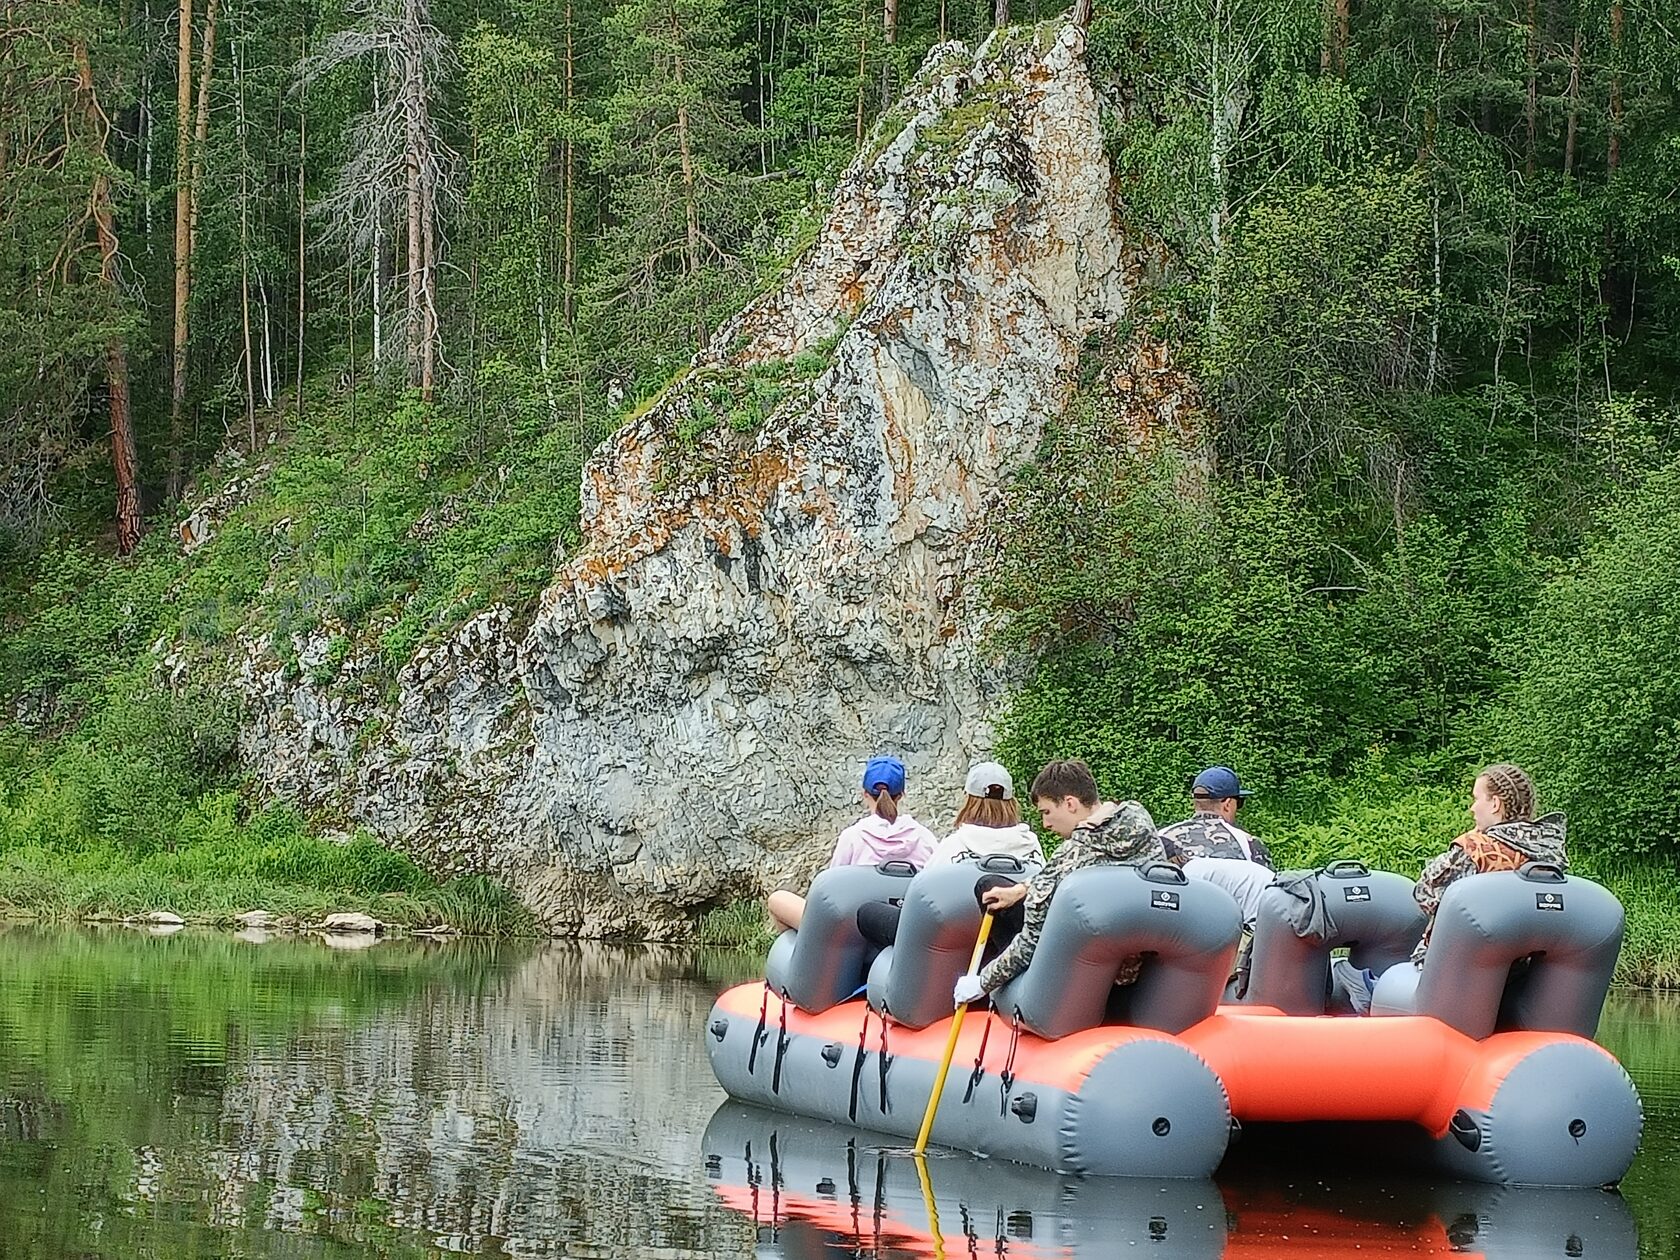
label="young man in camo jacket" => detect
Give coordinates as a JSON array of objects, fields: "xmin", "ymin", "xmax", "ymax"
[{"xmin": 952, "ymin": 759, "xmax": 1164, "ymax": 1006}]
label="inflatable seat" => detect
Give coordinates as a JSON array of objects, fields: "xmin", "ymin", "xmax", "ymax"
[
  {"xmin": 992, "ymin": 863, "xmax": 1242, "ymax": 1038},
  {"xmin": 765, "ymin": 861, "xmax": 918, "ymax": 1013},
  {"xmin": 866, "ymin": 853, "xmax": 1038, "ymax": 1029},
  {"xmin": 1372, "ymin": 864, "xmax": 1624, "ymax": 1038},
  {"xmin": 1243, "ymin": 861, "xmax": 1425, "ymax": 1015}
]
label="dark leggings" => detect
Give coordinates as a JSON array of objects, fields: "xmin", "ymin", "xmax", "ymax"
[{"xmin": 855, "ymin": 873, "xmax": 1026, "ymax": 967}]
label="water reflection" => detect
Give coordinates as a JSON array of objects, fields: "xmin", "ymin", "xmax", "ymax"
[
  {"xmin": 0, "ymin": 927, "xmax": 757, "ymax": 1258},
  {"xmin": 703, "ymin": 1102, "xmax": 1640, "ymax": 1259},
  {"xmin": 0, "ymin": 928, "xmax": 1671, "ymax": 1259}
]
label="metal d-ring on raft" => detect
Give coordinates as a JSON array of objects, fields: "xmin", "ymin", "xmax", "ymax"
[{"xmin": 707, "ymin": 855, "xmax": 1642, "ymax": 1186}]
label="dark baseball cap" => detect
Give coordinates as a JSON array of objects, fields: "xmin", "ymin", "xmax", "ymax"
[{"xmin": 1192, "ymin": 766, "xmax": 1254, "ymax": 799}]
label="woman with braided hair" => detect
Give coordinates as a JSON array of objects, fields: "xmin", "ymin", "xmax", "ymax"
[
  {"xmin": 1408, "ymin": 764, "xmax": 1566, "ymax": 964},
  {"xmin": 1339, "ymin": 763, "xmax": 1567, "ymax": 1013}
]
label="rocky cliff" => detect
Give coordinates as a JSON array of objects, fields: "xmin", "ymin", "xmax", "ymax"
[{"xmin": 235, "ymin": 22, "xmax": 1189, "ymax": 936}]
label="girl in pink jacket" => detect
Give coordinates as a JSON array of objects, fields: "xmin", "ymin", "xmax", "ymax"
[{"xmin": 768, "ymin": 755, "xmax": 937, "ymax": 932}]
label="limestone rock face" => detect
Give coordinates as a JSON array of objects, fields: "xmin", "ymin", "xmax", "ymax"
[{"xmin": 235, "ymin": 23, "xmax": 1149, "ymax": 937}]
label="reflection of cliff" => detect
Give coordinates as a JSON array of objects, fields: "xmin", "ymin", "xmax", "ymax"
[{"xmin": 118, "ymin": 943, "xmax": 757, "ymax": 1256}]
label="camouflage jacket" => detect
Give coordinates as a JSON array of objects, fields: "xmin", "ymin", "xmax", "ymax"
[
  {"xmin": 979, "ymin": 800, "xmax": 1165, "ymax": 992},
  {"xmin": 1410, "ymin": 812, "xmax": 1568, "ymax": 964},
  {"xmin": 1159, "ymin": 812, "xmax": 1274, "ymax": 870}
]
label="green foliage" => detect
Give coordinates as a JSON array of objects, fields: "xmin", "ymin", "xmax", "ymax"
[
  {"xmin": 991, "ymin": 425, "xmax": 1366, "ymax": 813},
  {"xmin": 695, "ymin": 897, "xmax": 774, "ymax": 952},
  {"xmin": 1211, "ymin": 168, "xmax": 1432, "ymax": 470},
  {"xmin": 1499, "ymin": 465, "xmax": 1680, "ymax": 863}
]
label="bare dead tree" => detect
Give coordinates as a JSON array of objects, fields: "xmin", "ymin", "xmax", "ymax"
[{"xmin": 300, "ymin": 0, "xmax": 457, "ymax": 401}]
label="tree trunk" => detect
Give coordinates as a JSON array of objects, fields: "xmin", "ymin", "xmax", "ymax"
[
  {"xmin": 421, "ymin": 153, "xmax": 437, "ymax": 399},
  {"xmin": 1563, "ymin": 26, "xmax": 1581, "ymax": 177},
  {"xmin": 1607, "ymin": 1, "xmax": 1623, "ymax": 177},
  {"xmin": 992, "ymin": 0, "xmax": 1006, "ymax": 29},
  {"xmin": 853, "ymin": 0, "xmax": 867, "ymax": 150},
  {"xmin": 1424, "ymin": 16, "xmax": 1446, "ymax": 393},
  {"xmin": 1071, "ymin": 0, "xmax": 1091, "ymax": 28},
  {"xmin": 674, "ymin": 49, "xmax": 707, "ymax": 353},
  {"xmin": 235, "ymin": 21, "xmax": 254, "ymax": 447},
  {"xmin": 186, "ymin": 0, "xmax": 219, "ymax": 258},
  {"xmin": 168, "ymin": 0, "xmax": 193, "ymax": 499},
  {"xmin": 403, "ymin": 13, "xmax": 424, "ymax": 389},
  {"xmin": 1523, "ymin": 0, "xmax": 1537, "ymax": 178},
  {"xmin": 1320, "ymin": 0, "xmax": 1347, "ymax": 75},
  {"xmin": 295, "ymin": 32, "xmax": 306, "ymax": 421},
  {"xmin": 563, "ymin": 0, "xmax": 576, "ymax": 325},
  {"xmin": 75, "ymin": 36, "xmax": 144, "ymax": 554}
]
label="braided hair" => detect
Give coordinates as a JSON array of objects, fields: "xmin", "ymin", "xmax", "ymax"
[{"xmin": 1478, "ymin": 763, "xmax": 1536, "ymax": 824}]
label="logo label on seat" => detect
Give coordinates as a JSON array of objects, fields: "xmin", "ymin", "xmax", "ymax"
[
  {"xmin": 1537, "ymin": 892, "xmax": 1565, "ymax": 911},
  {"xmin": 1343, "ymin": 885, "xmax": 1371, "ymax": 902},
  {"xmin": 1150, "ymin": 890, "xmax": 1180, "ymax": 911}
]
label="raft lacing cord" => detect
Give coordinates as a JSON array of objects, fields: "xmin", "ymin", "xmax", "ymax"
[
  {"xmin": 877, "ymin": 1001, "xmax": 894, "ymax": 1113},
  {"xmin": 848, "ymin": 1006, "xmax": 872, "ymax": 1122},
  {"xmin": 770, "ymin": 987, "xmax": 791, "ymax": 1095},
  {"xmin": 998, "ymin": 1012, "xmax": 1022, "ymax": 1116},
  {"xmin": 747, "ymin": 982, "xmax": 770, "ymax": 1075},
  {"xmin": 962, "ymin": 1014, "xmax": 993, "ymax": 1104}
]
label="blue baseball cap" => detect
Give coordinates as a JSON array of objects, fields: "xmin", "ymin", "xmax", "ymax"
[
  {"xmin": 1192, "ymin": 766, "xmax": 1254, "ymax": 799},
  {"xmin": 862, "ymin": 755, "xmax": 907, "ymax": 797}
]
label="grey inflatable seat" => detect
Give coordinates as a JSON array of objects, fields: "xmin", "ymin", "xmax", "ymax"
[
  {"xmin": 991, "ymin": 863, "xmax": 1241, "ymax": 1038},
  {"xmin": 865, "ymin": 853, "xmax": 1037, "ymax": 1029},
  {"xmin": 1372, "ymin": 864, "xmax": 1623, "ymax": 1040},
  {"xmin": 764, "ymin": 860, "xmax": 918, "ymax": 1013},
  {"xmin": 1244, "ymin": 861, "xmax": 1425, "ymax": 1015}
]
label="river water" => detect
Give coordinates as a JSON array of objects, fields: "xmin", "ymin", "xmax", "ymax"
[{"xmin": 0, "ymin": 926, "xmax": 1672, "ymax": 1259}]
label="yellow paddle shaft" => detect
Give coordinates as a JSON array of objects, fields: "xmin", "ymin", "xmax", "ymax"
[{"xmin": 912, "ymin": 910, "xmax": 994, "ymax": 1155}]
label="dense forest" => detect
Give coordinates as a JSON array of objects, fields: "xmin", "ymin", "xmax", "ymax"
[{"xmin": 1, "ymin": 0, "xmax": 1678, "ymax": 970}]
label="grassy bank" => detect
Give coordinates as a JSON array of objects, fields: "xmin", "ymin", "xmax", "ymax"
[
  {"xmin": 0, "ymin": 384, "xmax": 571, "ymax": 939},
  {"xmin": 0, "ymin": 816, "xmax": 535, "ymax": 935}
]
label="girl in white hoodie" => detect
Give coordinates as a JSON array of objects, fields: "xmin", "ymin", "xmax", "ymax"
[
  {"xmin": 768, "ymin": 755, "xmax": 937, "ymax": 932},
  {"xmin": 925, "ymin": 761, "xmax": 1045, "ymax": 868},
  {"xmin": 855, "ymin": 761, "xmax": 1046, "ymax": 947}
]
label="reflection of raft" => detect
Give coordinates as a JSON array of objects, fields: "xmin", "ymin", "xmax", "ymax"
[
  {"xmin": 706, "ymin": 859, "xmax": 1643, "ymax": 1186},
  {"xmin": 702, "ymin": 1101, "xmax": 1640, "ymax": 1259}
]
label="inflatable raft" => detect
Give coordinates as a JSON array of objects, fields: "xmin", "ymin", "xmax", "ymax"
[
  {"xmin": 706, "ymin": 857, "xmax": 1642, "ymax": 1186},
  {"xmin": 702, "ymin": 1101, "xmax": 1639, "ymax": 1258}
]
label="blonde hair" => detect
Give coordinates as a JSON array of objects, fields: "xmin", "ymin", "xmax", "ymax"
[
  {"xmin": 871, "ymin": 786, "xmax": 900, "ymax": 823},
  {"xmin": 1478, "ymin": 763, "xmax": 1536, "ymax": 824},
  {"xmin": 953, "ymin": 794, "xmax": 1023, "ymax": 830}
]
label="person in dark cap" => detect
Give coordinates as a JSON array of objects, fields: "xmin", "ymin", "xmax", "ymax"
[{"xmin": 1159, "ymin": 766, "xmax": 1274, "ymax": 927}]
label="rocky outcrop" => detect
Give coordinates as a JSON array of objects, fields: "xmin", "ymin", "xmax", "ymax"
[{"xmin": 233, "ymin": 23, "xmax": 1192, "ymax": 936}]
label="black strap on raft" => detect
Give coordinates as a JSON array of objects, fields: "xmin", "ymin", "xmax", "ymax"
[
  {"xmin": 747, "ymin": 983, "xmax": 770, "ymax": 1075},
  {"xmin": 848, "ymin": 1006, "xmax": 871, "ymax": 1122},
  {"xmin": 771, "ymin": 987, "xmax": 791, "ymax": 1095},
  {"xmin": 999, "ymin": 1012, "xmax": 1022, "ymax": 1117},
  {"xmin": 962, "ymin": 1014, "xmax": 993, "ymax": 1104},
  {"xmin": 876, "ymin": 1003, "xmax": 893, "ymax": 1113}
]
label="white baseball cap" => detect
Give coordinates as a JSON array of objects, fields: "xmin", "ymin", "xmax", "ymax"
[{"xmin": 964, "ymin": 761, "xmax": 1014, "ymax": 800}]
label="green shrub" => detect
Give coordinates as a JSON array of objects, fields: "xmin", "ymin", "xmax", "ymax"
[
  {"xmin": 1498, "ymin": 464, "xmax": 1680, "ymax": 862},
  {"xmin": 990, "ymin": 438, "xmax": 1361, "ymax": 814}
]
